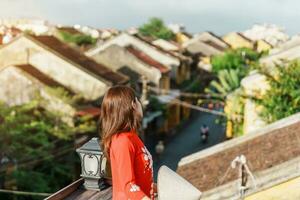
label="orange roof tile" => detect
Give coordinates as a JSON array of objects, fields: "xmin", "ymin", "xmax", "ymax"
[
  {"xmin": 30, "ymin": 35, "xmax": 128, "ymax": 85},
  {"xmin": 126, "ymin": 45, "xmax": 170, "ymax": 74}
]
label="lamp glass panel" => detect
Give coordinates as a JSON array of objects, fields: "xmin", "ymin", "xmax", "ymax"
[{"xmin": 83, "ymin": 154, "xmax": 99, "ymax": 176}]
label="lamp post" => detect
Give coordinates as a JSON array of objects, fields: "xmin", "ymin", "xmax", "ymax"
[{"xmin": 76, "ymin": 137, "xmax": 107, "ymax": 191}]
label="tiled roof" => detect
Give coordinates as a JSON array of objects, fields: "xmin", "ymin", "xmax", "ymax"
[
  {"xmin": 205, "ymin": 31, "xmax": 231, "ymax": 47},
  {"xmin": 29, "ymin": 35, "xmax": 128, "ymax": 85},
  {"xmin": 177, "ymin": 113, "xmax": 300, "ymax": 192},
  {"xmin": 117, "ymin": 66, "xmax": 141, "ymax": 82},
  {"xmin": 134, "ymin": 34, "xmax": 189, "ymax": 61},
  {"xmin": 126, "ymin": 45, "xmax": 170, "ymax": 74},
  {"xmin": 186, "ymin": 41, "xmax": 222, "ymax": 56},
  {"xmin": 75, "ymin": 106, "xmax": 101, "ymax": 117},
  {"xmin": 56, "ymin": 26, "xmax": 82, "ymax": 35},
  {"xmin": 203, "ymin": 40, "xmax": 226, "ymax": 51},
  {"xmin": 14, "ymin": 64, "xmax": 74, "ymax": 94},
  {"xmin": 260, "ymin": 39, "xmax": 273, "ymax": 47},
  {"xmin": 237, "ymin": 32, "xmax": 253, "ymax": 43}
]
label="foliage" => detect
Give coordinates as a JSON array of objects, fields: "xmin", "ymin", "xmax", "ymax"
[
  {"xmin": 138, "ymin": 17, "xmax": 175, "ymax": 40},
  {"xmin": 205, "ymin": 69, "xmax": 241, "ymax": 100},
  {"xmin": 211, "ymin": 48, "xmax": 262, "ymax": 76},
  {"xmin": 58, "ymin": 30, "xmax": 96, "ymax": 46},
  {"xmin": 178, "ymin": 78, "xmax": 201, "ymax": 93},
  {"xmin": 44, "ymin": 87, "xmax": 84, "ymax": 106},
  {"xmin": 0, "ymin": 99, "xmax": 94, "ymax": 200},
  {"xmin": 256, "ymin": 60, "xmax": 300, "ymax": 123},
  {"xmin": 148, "ymin": 96, "xmax": 167, "ymax": 114},
  {"xmin": 207, "ymin": 48, "xmax": 264, "ymax": 137},
  {"xmin": 224, "ymin": 89, "xmax": 245, "ymax": 137}
]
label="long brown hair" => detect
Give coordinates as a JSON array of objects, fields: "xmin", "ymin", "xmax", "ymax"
[{"xmin": 100, "ymin": 85, "xmax": 141, "ymax": 157}]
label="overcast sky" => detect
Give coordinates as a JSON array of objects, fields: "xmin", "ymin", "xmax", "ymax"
[{"xmin": 0, "ymin": 0, "xmax": 299, "ymax": 35}]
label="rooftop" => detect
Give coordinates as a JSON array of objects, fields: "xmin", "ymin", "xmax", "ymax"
[
  {"xmin": 14, "ymin": 64, "xmax": 74, "ymax": 94},
  {"xmin": 236, "ymin": 32, "xmax": 253, "ymax": 43},
  {"xmin": 75, "ymin": 106, "xmax": 101, "ymax": 117},
  {"xmin": 56, "ymin": 26, "xmax": 83, "ymax": 35},
  {"xmin": 183, "ymin": 31, "xmax": 229, "ymax": 49},
  {"xmin": 202, "ymin": 40, "xmax": 226, "ymax": 52},
  {"xmin": 186, "ymin": 41, "xmax": 223, "ymax": 56},
  {"xmin": 29, "ymin": 35, "xmax": 129, "ymax": 85},
  {"xmin": 177, "ymin": 112, "xmax": 300, "ymax": 194},
  {"xmin": 126, "ymin": 45, "xmax": 170, "ymax": 73},
  {"xmin": 134, "ymin": 34, "xmax": 190, "ymax": 61}
]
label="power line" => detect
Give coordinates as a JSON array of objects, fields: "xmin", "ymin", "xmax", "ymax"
[
  {"xmin": 17, "ymin": 147, "xmax": 74, "ymax": 168},
  {"xmin": 0, "ymin": 146, "xmax": 74, "ymax": 174},
  {"xmin": 0, "ymin": 189, "xmax": 51, "ymax": 197},
  {"xmin": 148, "ymin": 86, "xmax": 211, "ymax": 98},
  {"xmin": 149, "ymin": 86, "xmax": 227, "ymax": 116},
  {"xmin": 174, "ymin": 98, "xmax": 243, "ymax": 119},
  {"xmin": 172, "ymin": 98, "xmax": 227, "ymax": 117},
  {"xmin": 15, "ymin": 139, "xmax": 65, "ymax": 164},
  {"xmin": 149, "ymin": 86, "xmax": 243, "ymax": 119}
]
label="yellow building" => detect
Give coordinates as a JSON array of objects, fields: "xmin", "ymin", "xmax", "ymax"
[
  {"xmin": 255, "ymin": 39, "xmax": 273, "ymax": 52},
  {"xmin": 222, "ymin": 32, "xmax": 254, "ymax": 49},
  {"xmin": 246, "ymin": 176, "xmax": 300, "ymax": 200},
  {"xmin": 175, "ymin": 32, "xmax": 191, "ymax": 44},
  {"xmin": 241, "ymin": 72, "xmax": 270, "ymax": 134}
]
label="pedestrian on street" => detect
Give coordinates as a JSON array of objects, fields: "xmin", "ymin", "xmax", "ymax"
[
  {"xmin": 200, "ymin": 124, "xmax": 209, "ymax": 143},
  {"xmin": 155, "ymin": 140, "xmax": 164, "ymax": 161}
]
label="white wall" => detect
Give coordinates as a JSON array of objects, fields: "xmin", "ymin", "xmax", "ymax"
[
  {"xmin": 0, "ymin": 36, "xmax": 109, "ymax": 100},
  {"xmin": 0, "ymin": 66, "xmax": 75, "ymax": 126},
  {"xmin": 92, "ymin": 45, "xmax": 162, "ymax": 85},
  {"xmin": 86, "ymin": 33, "xmax": 179, "ymax": 69}
]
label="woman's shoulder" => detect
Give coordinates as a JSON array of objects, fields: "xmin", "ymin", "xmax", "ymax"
[{"xmin": 111, "ymin": 131, "xmax": 139, "ymax": 147}]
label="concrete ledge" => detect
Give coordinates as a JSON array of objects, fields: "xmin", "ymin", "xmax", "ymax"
[{"xmin": 200, "ymin": 156, "xmax": 300, "ymax": 200}]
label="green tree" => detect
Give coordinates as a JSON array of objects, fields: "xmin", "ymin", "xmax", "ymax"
[
  {"xmin": 211, "ymin": 48, "xmax": 262, "ymax": 76},
  {"xmin": 58, "ymin": 31, "xmax": 97, "ymax": 46},
  {"xmin": 257, "ymin": 60, "xmax": 300, "ymax": 123},
  {"xmin": 0, "ymin": 99, "xmax": 96, "ymax": 200},
  {"xmin": 205, "ymin": 69, "xmax": 241, "ymax": 100},
  {"xmin": 138, "ymin": 17, "xmax": 175, "ymax": 40}
]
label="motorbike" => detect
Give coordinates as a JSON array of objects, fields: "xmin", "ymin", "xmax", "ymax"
[{"xmin": 201, "ymin": 132, "xmax": 208, "ymax": 143}]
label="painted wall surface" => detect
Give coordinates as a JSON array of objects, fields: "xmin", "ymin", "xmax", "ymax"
[
  {"xmin": 0, "ymin": 66, "xmax": 75, "ymax": 125},
  {"xmin": 86, "ymin": 33, "xmax": 179, "ymax": 69},
  {"xmin": 0, "ymin": 36, "xmax": 108, "ymax": 100},
  {"xmin": 92, "ymin": 44, "xmax": 162, "ymax": 86},
  {"xmin": 256, "ymin": 40, "xmax": 272, "ymax": 52},
  {"xmin": 222, "ymin": 33, "xmax": 253, "ymax": 49},
  {"xmin": 245, "ymin": 177, "xmax": 300, "ymax": 200}
]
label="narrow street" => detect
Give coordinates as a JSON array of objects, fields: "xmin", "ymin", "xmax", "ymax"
[{"xmin": 152, "ymin": 111, "xmax": 226, "ymax": 179}]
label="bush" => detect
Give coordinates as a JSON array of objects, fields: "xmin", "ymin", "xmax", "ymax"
[
  {"xmin": 257, "ymin": 60, "xmax": 300, "ymax": 122},
  {"xmin": 138, "ymin": 18, "xmax": 175, "ymax": 40},
  {"xmin": 211, "ymin": 48, "xmax": 262, "ymax": 77},
  {"xmin": 0, "ymin": 99, "xmax": 95, "ymax": 200},
  {"xmin": 58, "ymin": 31, "xmax": 96, "ymax": 46}
]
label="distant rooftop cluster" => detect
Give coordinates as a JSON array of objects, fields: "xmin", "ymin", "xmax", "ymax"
[
  {"xmin": 243, "ymin": 24, "xmax": 289, "ymax": 46},
  {"xmin": 1, "ymin": 17, "xmax": 300, "ymax": 200}
]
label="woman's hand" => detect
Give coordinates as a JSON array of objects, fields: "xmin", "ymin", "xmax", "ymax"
[
  {"xmin": 150, "ymin": 183, "xmax": 157, "ymax": 199},
  {"xmin": 140, "ymin": 183, "xmax": 157, "ymax": 200}
]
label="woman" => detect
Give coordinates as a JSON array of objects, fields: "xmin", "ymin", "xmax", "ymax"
[{"xmin": 100, "ymin": 85, "xmax": 155, "ymax": 200}]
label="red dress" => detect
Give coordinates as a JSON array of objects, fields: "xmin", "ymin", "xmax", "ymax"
[{"xmin": 110, "ymin": 131, "xmax": 153, "ymax": 200}]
